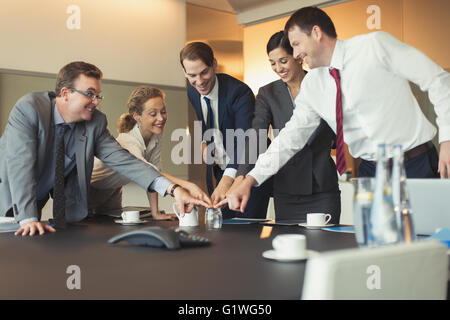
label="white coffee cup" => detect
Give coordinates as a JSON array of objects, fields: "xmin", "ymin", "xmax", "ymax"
[
  {"xmin": 121, "ymin": 211, "xmax": 140, "ymax": 223},
  {"xmin": 272, "ymin": 234, "xmax": 306, "ymax": 258},
  {"xmin": 173, "ymin": 203, "xmax": 199, "ymax": 227},
  {"xmin": 307, "ymin": 213, "xmax": 332, "ymax": 226}
]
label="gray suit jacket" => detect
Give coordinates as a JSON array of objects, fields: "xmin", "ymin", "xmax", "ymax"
[
  {"xmin": 237, "ymin": 79, "xmax": 338, "ymax": 195},
  {"xmin": 0, "ymin": 91, "xmax": 161, "ymax": 223}
]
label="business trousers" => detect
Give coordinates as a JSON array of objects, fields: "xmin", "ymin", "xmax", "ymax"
[
  {"xmin": 274, "ymin": 190, "xmax": 341, "ymax": 224},
  {"xmin": 358, "ymin": 146, "xmax": 439, "ymax": 178}
]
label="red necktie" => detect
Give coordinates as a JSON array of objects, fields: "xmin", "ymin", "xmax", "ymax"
[{"xmin": 329, "ymin": 68, "xmax": 347, "ymax": 175}]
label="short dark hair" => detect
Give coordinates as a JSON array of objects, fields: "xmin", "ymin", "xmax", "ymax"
[
  {"xmin": 55, "ymin": 61, "xmax": 103, "ymax": 96},
  {"xmin": 179, "ymin": 42, "xmax": 215, "ymax": 70},
  {"xmin": 284, "ymin": 6, "xmax": 337, "ymax": 39},
  {"xmin": 266, "ymin": 31, "xmax": 293, "ymax": 55}
]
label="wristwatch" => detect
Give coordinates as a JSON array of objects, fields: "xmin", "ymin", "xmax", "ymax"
[{"xmin": 168, "ymin": 184, "xmax": 180, "ymax": 197}]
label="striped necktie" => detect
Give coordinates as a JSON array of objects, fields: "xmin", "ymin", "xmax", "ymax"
[{"xmin": 329, "ymin": 68, "xmax": 347, "ymax": 175}]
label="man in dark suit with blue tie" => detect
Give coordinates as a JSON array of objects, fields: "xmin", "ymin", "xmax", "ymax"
[{"xmin": 180, "ymin": 42, "xmax": 271, "ymax": 219}]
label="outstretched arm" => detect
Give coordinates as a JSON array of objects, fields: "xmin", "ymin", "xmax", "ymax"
[{"xmin": 159, "ymin": 172, "xmax": 212, "ymax": 207}]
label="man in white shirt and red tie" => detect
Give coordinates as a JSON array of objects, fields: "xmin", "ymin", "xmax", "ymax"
[{"xmin": 222, "ymin": 6, "xmax": 450, "ymax": 213}]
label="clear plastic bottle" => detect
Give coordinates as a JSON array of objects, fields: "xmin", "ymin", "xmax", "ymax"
[
  {"xmin": 392, "ymin": 145, "xmax": 416, "ymax": 243},
  {"xmin": 368, "ymin": 144, "xmax": 400, "ymax": 246}
]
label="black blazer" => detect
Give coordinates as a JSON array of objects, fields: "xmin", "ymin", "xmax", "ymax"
[{"xmin": 237, "ymin": 79, "xmax": 338, "ymax": 196}]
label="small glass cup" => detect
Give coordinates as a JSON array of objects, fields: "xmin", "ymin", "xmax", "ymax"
[
  {"xmin": 352, "ymin": 177, "xmax": 374, "ymax": 247},
  {"xmin": 205, "ymin": 208, "xmax": 223, "ymax": 230}
]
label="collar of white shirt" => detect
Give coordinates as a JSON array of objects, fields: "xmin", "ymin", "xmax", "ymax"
[
  {"xmin": 329, "ymin": 39, "xmax": 344, "ymax": 71},
  {"xmin": 200, "ymin": 75, "xmax": 235, "ymax": 177}
]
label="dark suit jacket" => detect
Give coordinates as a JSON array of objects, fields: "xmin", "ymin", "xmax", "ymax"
[
  {"xmin": 237, "ymin": 79, "xmax": 338, "ymax": 196},
  {"xmin": 187, "ymin": 74, "xmax": 271, "ymax": 218},
  {"xmin": 187, "ymin": 73, "xmax": 255, "ymax": 172}
]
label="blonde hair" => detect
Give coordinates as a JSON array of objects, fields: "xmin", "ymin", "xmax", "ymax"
[{"xmin": 117, "ymin": 86, "xmax": 165, "ymax": 133}]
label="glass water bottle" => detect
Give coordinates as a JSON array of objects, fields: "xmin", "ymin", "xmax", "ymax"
[
  {"xmin": 205, "ymin": 208, "xmax": 223, "ymax": 230},
  {"xmin": 392, "ymin": 145, "xmax": 416, "ymax": 243},
  {"xmin": 368, "ymin": 144, "xmax": 400, "ymax": 247}
]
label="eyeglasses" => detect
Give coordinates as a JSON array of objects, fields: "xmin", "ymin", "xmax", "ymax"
[{"xmin": 69, "ymin": 88, "xmax": 104, "ymax": 102}]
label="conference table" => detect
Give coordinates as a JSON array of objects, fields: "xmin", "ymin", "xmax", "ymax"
[{"xmin": 0, "ymin": 214, "xmax": 361, "ymax": 300}]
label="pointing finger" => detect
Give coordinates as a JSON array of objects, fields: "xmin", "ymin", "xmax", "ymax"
[
  {"xmin": 240, "ymin": 195, "xmax": 249, "ymax": 214},
  {"xmin": 215, "ymin": 198, "xmax": 228, "ymax": 208}
]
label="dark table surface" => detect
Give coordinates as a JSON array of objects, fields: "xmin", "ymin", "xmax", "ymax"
[{"xmin": 0, "ymin": 215, "xmax": 358, "ymax": 300}]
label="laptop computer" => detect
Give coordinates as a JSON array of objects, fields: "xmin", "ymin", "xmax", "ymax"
[{"xmin": 406, "ymin": 179, "xmax": 450, "ymax": 235}]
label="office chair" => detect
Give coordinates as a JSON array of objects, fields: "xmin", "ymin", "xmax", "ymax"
[{"xmin": 302, "ymin": 240, "xmax": 448, "ymax": 300}]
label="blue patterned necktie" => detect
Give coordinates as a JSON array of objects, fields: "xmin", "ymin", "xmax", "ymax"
[{"xmin": 53, "ymin": 124, "xmax": 69, "ymax": 229}]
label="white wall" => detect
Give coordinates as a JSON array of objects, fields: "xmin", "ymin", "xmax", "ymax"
[
  {"xmin": 0, "ymin": 0, "xmax": 190, "ymax": 182},
  {"xmin": 0, "ymin": 0, "xmax": 186, "ymax": 87}
]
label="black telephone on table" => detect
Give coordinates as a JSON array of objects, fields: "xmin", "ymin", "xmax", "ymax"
[{"xmin": 108, "ymin": 226, "xmax": 210, "ymax": 249}]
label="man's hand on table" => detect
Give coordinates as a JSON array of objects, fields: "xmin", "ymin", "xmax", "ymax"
[{"xmin": 15, "ymin": 221, "xmax": 56, "ymax": 237}]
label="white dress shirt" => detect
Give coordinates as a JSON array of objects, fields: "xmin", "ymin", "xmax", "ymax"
[
  {"xmin": 91, "ymin": 124, "xmax": 161, "ymax": 189},
  {"xmin": 249, "ymin": 31, "xmax": 450, "ymax": 185},
  {"xmin": 201, "ymin": 76, "xmax": 236, "ymax": 178}
]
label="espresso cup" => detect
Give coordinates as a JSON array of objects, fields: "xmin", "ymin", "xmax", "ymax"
[
  {"xmin": 307, "ymin": 213, "xmax": 332, "ymax": 226},
  {"xmin": 272, "ymin": 234, "xmax": 307, "ymax": 258},
  {"xmin": 121, "ymin": 211, "xmax": 140, "ymax": 223},
  {"xmin": 173, "ymin": 203, "xmax": 199, "ymax": 227}
]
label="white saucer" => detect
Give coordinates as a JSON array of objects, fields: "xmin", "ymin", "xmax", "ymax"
[
  {"xmin": 262, "ymin": 249, "xmax": 318, "ymax": 262},
  {"xmin": 114, "ymin": 219, "xmax": 146, "ymax": 226},
  {"xmin": 298, "ymin": 223, "xmax": 335, "ymax": 230}
]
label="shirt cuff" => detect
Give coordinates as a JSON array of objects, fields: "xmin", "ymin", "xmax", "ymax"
[
  {"xmin": 438, "ymin": 125, "xmax": 450, "ymax": 144},
  {"xmin": 19, "ymin": 217, "xmax": 38, "ymax": 226},
  {"xmin": 223, "ymin": 168, "xmax": 237, "ymax": 179},
  {"xmin": 148, "ymin": 176, "xmax": 172, "ymax": 197},
  {"xmin": 247, "ymin": 169, "xmax": 270, "ymax": 187}
]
